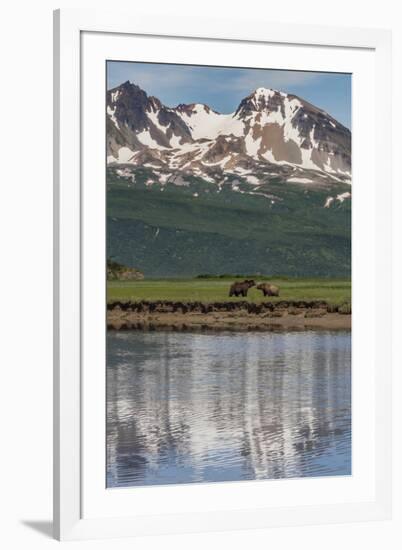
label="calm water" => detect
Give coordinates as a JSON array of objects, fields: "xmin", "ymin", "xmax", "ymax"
[{"xmin": 107, "ymin": 330, "xmax": 351, "ymax": 488}]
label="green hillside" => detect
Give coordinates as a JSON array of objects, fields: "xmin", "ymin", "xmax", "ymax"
[{"xmin": 107, "ymin": 168, "xmax": 351, "ymax": 278}]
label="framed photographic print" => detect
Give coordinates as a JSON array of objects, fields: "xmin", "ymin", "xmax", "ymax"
[{"xmin": 54, "ymin": 8, "xmax": 392, "ymax": 541}]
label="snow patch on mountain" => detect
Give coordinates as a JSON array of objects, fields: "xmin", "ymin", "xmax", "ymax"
[
  {"xmin": 324, "ymin": 191, "xmax": 351, "ymax": 207},
  {"xmin": 245, "ymin": 133, "xmax": 262, "ymax": 158},
  {"xmin": 137, "ymin": 130, "xmax": 166, "ymax": 150},
  {"xmin": 245, "ymin": 175, "xmax": 260, "ymax": 185},
  {"xmin": 287, "ymin": 177, "xmax": 314, "ymax": 184},
  {"xmin": 175, "ymin": 104, "xmax": 223, "ymax": 139},
  {"xmin": 337, "ymin": 191, "xmax": 351, "ymax": 202},
  {"xmin": 107, "ymin": 106, "xmax": 119, "ymax": 129},
  {"xmin": 283, "ymin": 109, "xmax": 302, "ymax": 143},
  {"xmin": 147, "ymin": 109, "xmax": 166, "ymax": 132},
  {"xmin": 108, "ymin": 147, "xmax": 136, "ymax": 163},
  {"xmin": 175, "ymin": 104, "xmax": 244, "ymax": 140}
]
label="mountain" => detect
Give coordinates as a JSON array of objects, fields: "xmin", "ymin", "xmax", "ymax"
[
  {"xmin": 106, "ymin": 81, "xmax": 351, "ymax": 188},
  {"xmin": 106, "ymin": 81, "xmax": 351, "ymax": 278}
]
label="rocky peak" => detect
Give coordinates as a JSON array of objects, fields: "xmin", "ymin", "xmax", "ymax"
[
  {"xmin": 106, "ymin": 80, "xmax": 193, "ymax": 154},
  {"xmin": 235, "ymin": 87, "xmax": 288, "ymax": 119},
  {"xmin": 107, "ymin": 81, "xmax": 150, "ymax": 133}
]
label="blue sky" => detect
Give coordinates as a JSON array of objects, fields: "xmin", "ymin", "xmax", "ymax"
[{"xmin": 107, "ymin": 61, "xmax": 351, "ymax": 129}]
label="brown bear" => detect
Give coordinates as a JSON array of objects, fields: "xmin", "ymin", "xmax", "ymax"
[
  {"xmin": 229, "ymin": 279, "xmax": 256, "ymax": 297},
  {"xmin": 256, "ymin": 282, "xmax": 280, "ymax": 297}
]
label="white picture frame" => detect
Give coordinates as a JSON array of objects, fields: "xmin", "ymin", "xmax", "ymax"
[{"xmin": 53, "ymin": 8, "xmax": 392, "ymax": 541}]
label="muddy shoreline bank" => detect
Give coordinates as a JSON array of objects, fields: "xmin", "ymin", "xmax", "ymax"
[{"xmin": 107, "ymin": 300, "xmax": 351, "ymax": 331}]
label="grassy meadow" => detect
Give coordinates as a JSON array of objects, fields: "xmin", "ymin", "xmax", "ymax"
[{"xmin": 107, "ymin": 277, "xmax": 351, "ymax": 306}]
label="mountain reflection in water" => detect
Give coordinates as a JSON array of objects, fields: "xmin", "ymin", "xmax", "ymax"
[{"xmin": 107, "ymin": 330, "xmax": 351, "ymax": 487}]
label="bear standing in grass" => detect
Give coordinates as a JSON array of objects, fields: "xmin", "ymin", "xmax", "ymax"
[
  {"xmin": 256, "ymin": 282, "xmax": 280, "ymax": 297},
  {"xmin": 229, "ymin": 280, "xmax": 255, "ymax": 297}
]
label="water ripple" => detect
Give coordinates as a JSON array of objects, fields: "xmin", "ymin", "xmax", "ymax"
[{"xmin": 107, "ymin": 330, "xmax": 351, "ymax": 487}]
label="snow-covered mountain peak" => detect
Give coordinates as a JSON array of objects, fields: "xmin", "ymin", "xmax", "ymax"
[
  {"xmin": 106, "ymin": 80, "xmax": 351, "ymax": 185},
  {"xmin": 252, "ymin": 87, "xmax": 287, "ymax": 101},
  {"xmin": 234, "ymin": 87, "xmax": 291, "ymax": 119}
]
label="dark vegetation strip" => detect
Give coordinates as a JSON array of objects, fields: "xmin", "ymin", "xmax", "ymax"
[{"xmin": 107, "ymin": 300, "xmax": 351, "ymax": 314}]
